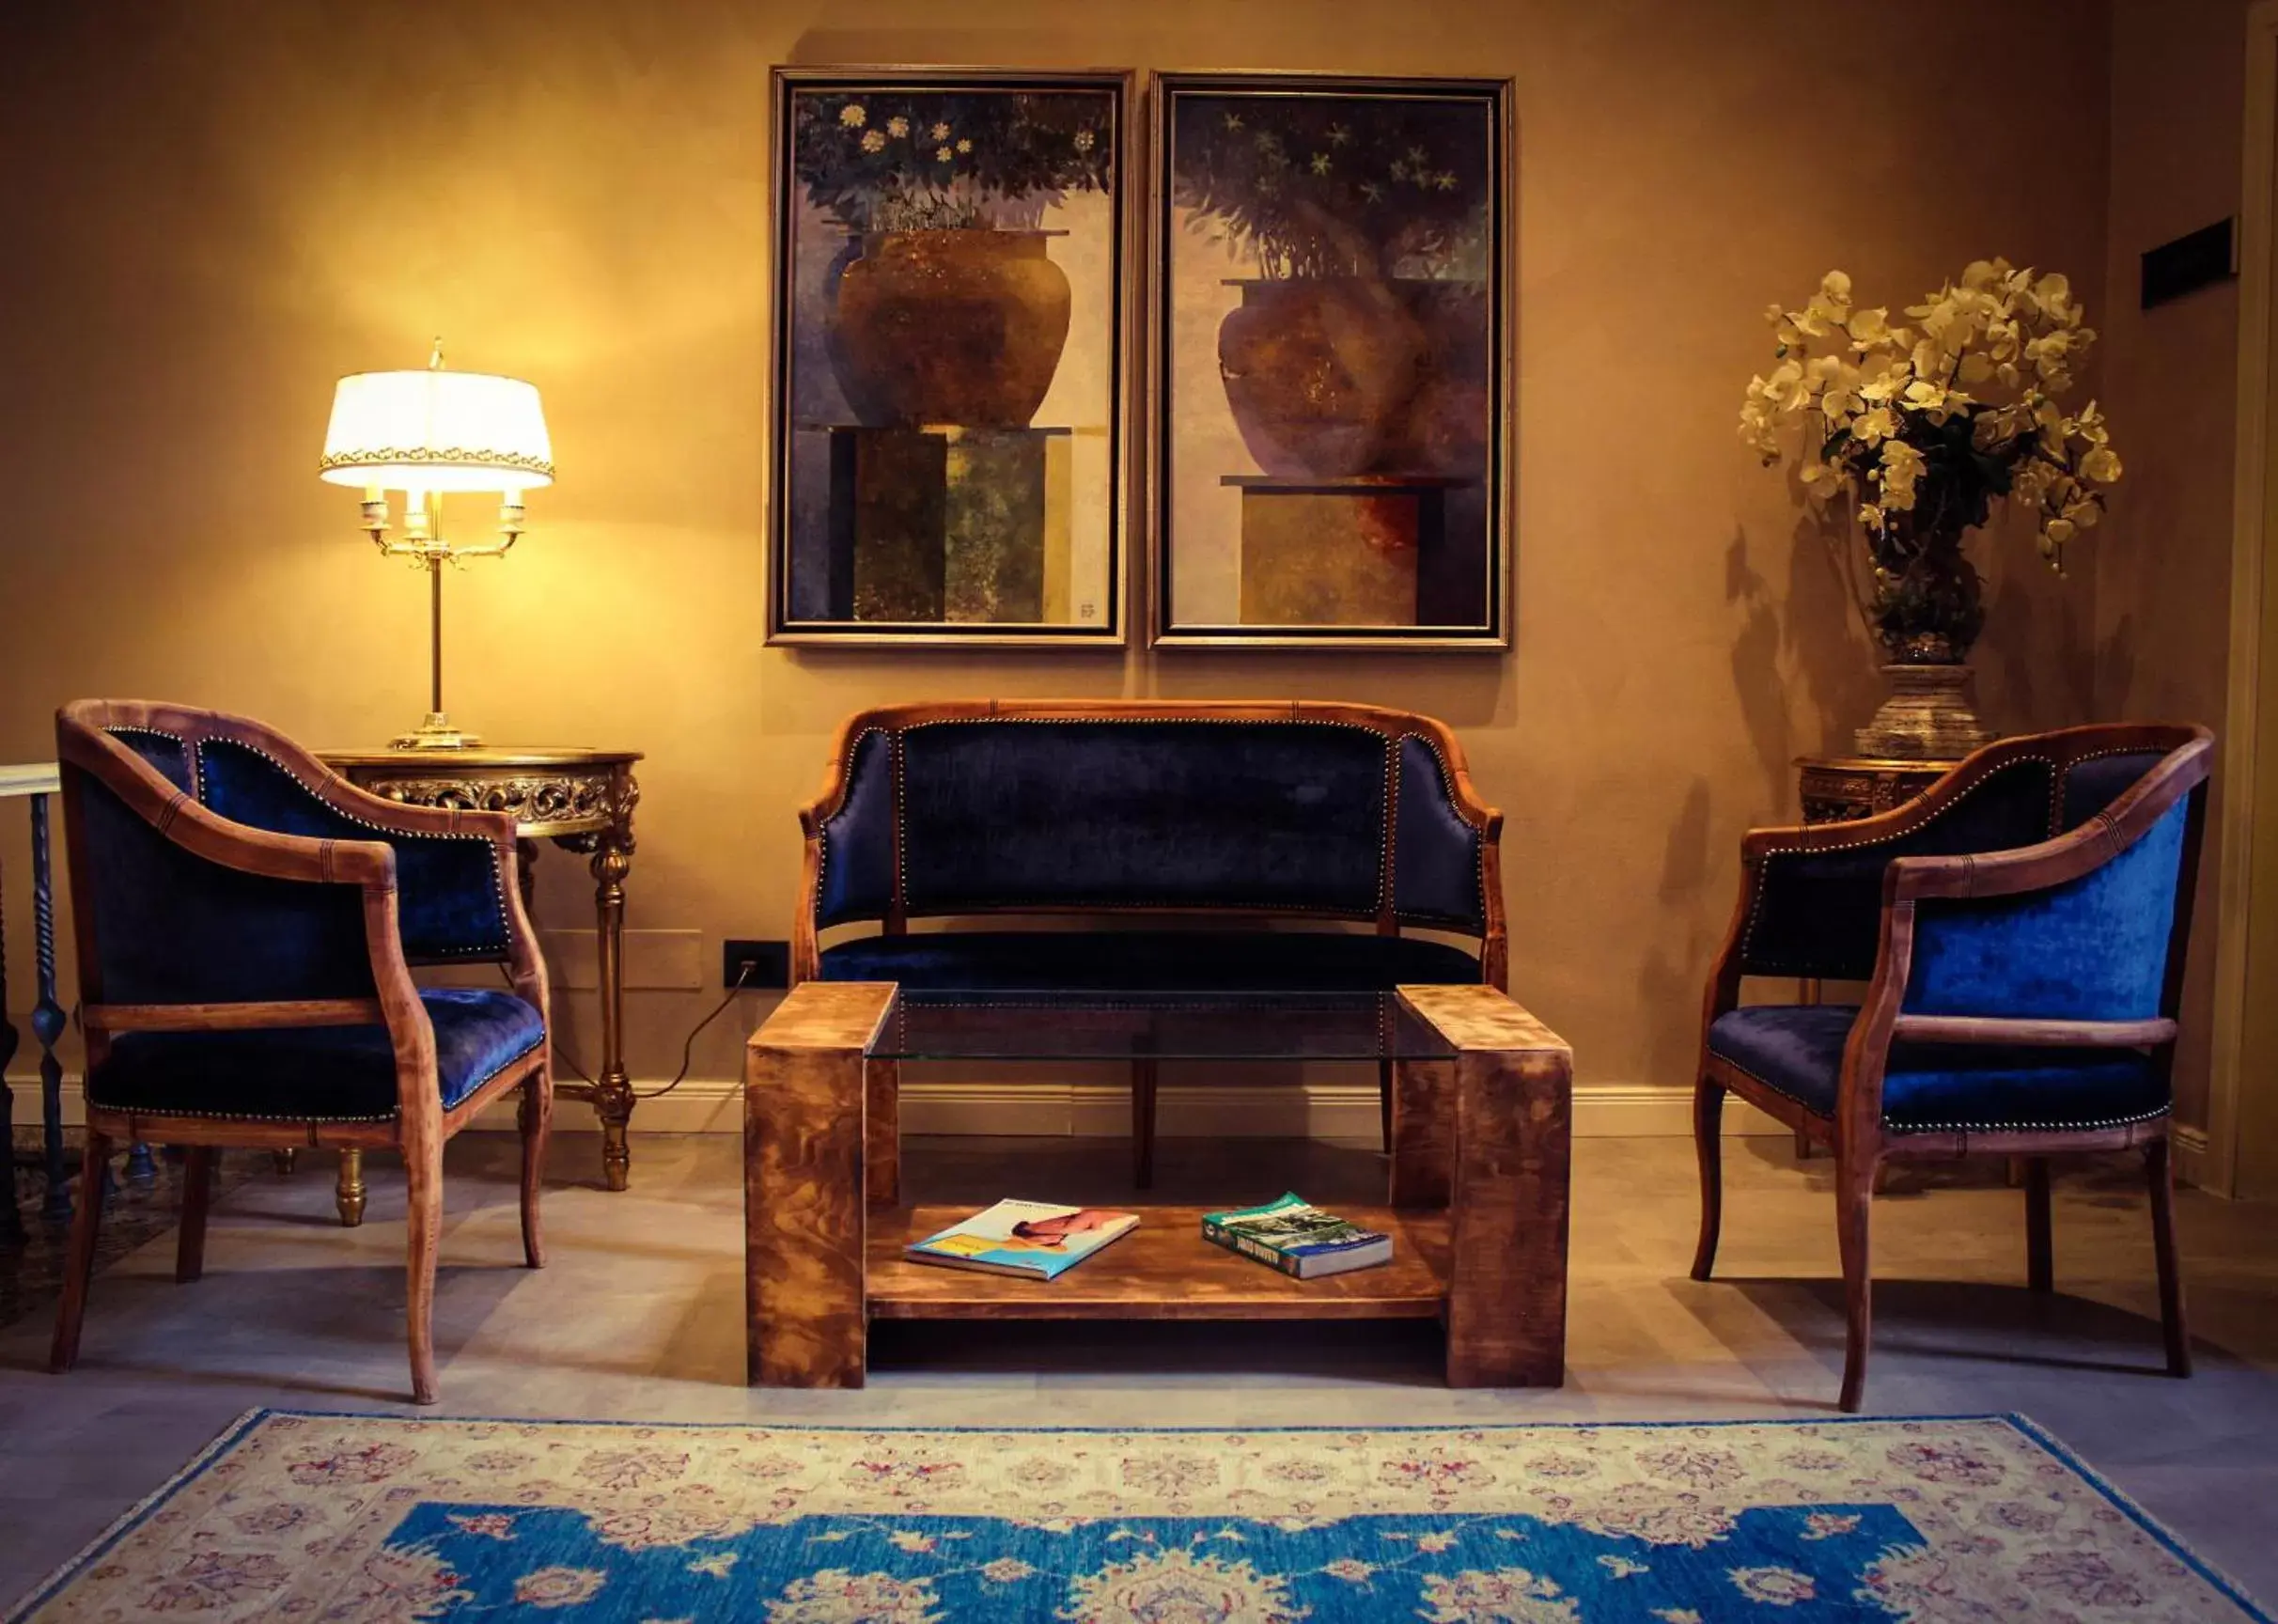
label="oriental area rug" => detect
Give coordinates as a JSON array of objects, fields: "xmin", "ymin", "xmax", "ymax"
[{"xmin": 8, "ymin": 1413, "xmax": 2267, "ymax": 1622}]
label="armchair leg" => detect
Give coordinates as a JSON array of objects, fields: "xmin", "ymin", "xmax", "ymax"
[
  {"xmin": 520, "ymin": 1071, "xmax": 551, "ymax": 1271},
  {"xmin": 2147, "ymin": 1136, "xmax": 2192, "ymax": 1378},
  {"xmin": 1834, "ymin": 1148, "xmax": 1877, "ymax": 1413},
  {"xmin": 51, "ymin": 1131, "xmax": 113, "ymax": 1374},
  {"xmin": 176, "ymin": 1147, "xmax": 215, "ymax": 1284},
  {"xmin": 1689, "ymin": 1078, "xmax": 1724, "ymax": 1281},
  {"xmin": 2023, "ymin": 1157, "xmax": 2052, "ymax": 1293},
  {"xmin": 1378, "ymin": 1058, "xmax": 1394, "ymax": 1155},
  {"xmin": 405, "ymin": 1138, "xmax": 444, "ymax": 1406}
]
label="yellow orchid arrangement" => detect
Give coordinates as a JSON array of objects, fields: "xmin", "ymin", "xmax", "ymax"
[{"xmin": 1741, "ymin": 259, "xmax": 2122, "ymax": 660}]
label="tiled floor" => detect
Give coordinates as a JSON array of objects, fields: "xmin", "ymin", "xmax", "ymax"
[{"xmin": 1, "ymin": 1129, "xmax": 2272, "ymax": 1607}]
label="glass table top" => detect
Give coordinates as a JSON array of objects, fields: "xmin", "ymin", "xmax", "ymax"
[{"xmin": 868, "ymin": 989, "xmax": 1459, "ymax": 1064}]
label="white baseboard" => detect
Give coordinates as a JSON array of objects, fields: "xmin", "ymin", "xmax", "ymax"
[{"xmin": 9, "ymin": 1073, "xmax": 1786, "ymax": 1141}]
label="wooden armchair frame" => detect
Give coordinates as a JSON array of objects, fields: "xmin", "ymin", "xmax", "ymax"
[
  {"xmin": 1691, "ymin": 723, "xmax": 2213, "ymax": 1411},
  {"xmin": 51, "ymin": 699, "xmax": 553, "ymax": 1404}
]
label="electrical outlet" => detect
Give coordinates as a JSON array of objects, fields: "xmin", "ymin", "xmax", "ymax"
[{"xmin": 722, "ymin": 939, "xmax": 791, "ymax": 990}]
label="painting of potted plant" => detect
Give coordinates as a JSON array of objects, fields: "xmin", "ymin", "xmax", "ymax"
[
  {"xmin": 1153, "ymin": 74, "xmax": 1511, "ymax": 647},
  {"xmin": 770, "ymin": 70, "xmax": 1131, "ymax": 645},
  {"xmin": 1741, "ymin": 258, "xmax": 2122, "ymax": 755}
]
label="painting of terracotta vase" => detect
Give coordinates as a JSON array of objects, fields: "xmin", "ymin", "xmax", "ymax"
[
  {"xmin": 831, "ymin": 228, "xmax": 1072, "ymax": 428},
  {"xmin": 1218, "ymin": 277, "xmax": 1490, "ymax": 478},
  {"xmin": 1217, "ymin": 277, "xmax": 1425, "ymax": 477}
]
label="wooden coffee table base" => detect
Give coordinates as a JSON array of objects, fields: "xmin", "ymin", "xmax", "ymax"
[{"xmin": 742, "ymin": 981, "xmax": 1571, "ymax": 1389}]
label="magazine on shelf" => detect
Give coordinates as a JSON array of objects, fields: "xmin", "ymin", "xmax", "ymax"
[{"xmin": 905, "ymin": 1199, "xmax": 1140, "ymax": 1280}]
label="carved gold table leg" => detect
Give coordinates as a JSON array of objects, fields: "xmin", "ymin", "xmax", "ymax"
[
  {"xmin": 746, "ymin": 981, "xmax": 894, "ymax": 1388},
  {"xmin": 271, "ymin": 1148, "xmax": 297, "ymax": 1175},
  {"xmin": 588, "ymin": 833, "xmax": 634, "ymax": 1192},
  {"xmin": 514, "ymin": 836, "xmax": 540, "ymax": 920},
  {"xmin": 1398, "ymin": 984, "xmax": 1572, "ymax": 1389},
  {"xmin": 336, "ymin": 1148, "xmax": 367, "ymax": 1226}
]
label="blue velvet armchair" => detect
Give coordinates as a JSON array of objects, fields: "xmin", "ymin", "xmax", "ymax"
[
  {"xmin": 1691, "ymin": 723, "xmax": 2212, "ymax": 1412},
  {"xmin": 50, "ymin": 699, "xmax": 553, "ymax": 1405}
]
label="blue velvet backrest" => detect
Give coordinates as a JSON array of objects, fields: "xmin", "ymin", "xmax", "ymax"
[
  {"xmin": 188, "ymin": 737, "xmax": 510, "ymax": 962},
  {"xmin": 71, "ymin": 770, "xmax": 379, "ymax": 1005},
  {"xmin": 816, "ymin": 727, "xmax": 896, "ymax": 929},
  {"xmin": 1902, "ymin": 796, "xmax": 2191, "ymax": 1022},
  {"xmin": 814, "ymin": 717, "xmax": 1489, "ymax": 931},
  {"xmin": 106, "ymin": 726, "xmax": 195, "ymax": 793},
  {"xmin": 1740, "ymin": 757, "xmax": 2059, "ymax": 980},
  {"xmin": 1394, "ymin": 732, "xmax": 1487, "ymax": 930},
  {"xmin": 2057, "ymin": 749, "xmax": 2171, "ymax": 828}
]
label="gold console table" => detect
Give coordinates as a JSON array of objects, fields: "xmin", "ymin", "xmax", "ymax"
[{"xmin": 320, "ymin": 746, "xmax": 643, "ymax": 1218}]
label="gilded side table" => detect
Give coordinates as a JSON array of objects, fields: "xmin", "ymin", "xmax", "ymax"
[
  {"xmin": 1794, "ymin": 755, "xmax": 1958, "ymax": 825},
  {"xmin": 321, "ymin": 747, "xmax": 643, "ymax": 1216}
]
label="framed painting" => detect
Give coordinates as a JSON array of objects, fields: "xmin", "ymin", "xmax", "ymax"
[
  {"xmin": 768, "ymin": 68, "xmax": 1134, "ymax": 645},
  {"xmin": 1150, "ymin": 73, "xmax": 1514, "ymax": 648}
]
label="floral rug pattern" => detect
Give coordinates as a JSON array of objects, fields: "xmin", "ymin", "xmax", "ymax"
[{"xmin": 8, "ymin": 1413, "xmax": 2265, "ymax": 1621}]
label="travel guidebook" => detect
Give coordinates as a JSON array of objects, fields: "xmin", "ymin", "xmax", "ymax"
[
  {"xmin": 1202, "ymin": 1193, "xmax": 1393, "ymax": 1278},
  {"xmin": 906, "ymin": 1199, "xmax": 1141, "ymax": 1280}
]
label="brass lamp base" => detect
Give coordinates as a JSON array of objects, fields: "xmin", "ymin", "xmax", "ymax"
[{"xmin": 390, "ymin": 712, "xmax": 483, "ymax": 750}]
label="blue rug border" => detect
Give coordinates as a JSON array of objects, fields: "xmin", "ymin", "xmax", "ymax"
[{"xmin": 8, "ymin": 1409, "xmax": 2268, "ymax": 1623}]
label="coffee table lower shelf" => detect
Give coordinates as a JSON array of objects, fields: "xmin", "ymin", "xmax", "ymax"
[{"xmin": 868, "ymin": 1205, "xmax": 1451, "ymax": 1321}]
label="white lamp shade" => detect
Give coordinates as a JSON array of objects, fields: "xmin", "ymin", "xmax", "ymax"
[{"xmin": 319, "ymin": 369, "xmax": 554, "ymax": 492}]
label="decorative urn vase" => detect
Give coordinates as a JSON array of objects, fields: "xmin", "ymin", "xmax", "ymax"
[
  {"xmin": 830, "ymin": 228, "xmax": 1071, "ymax": 428},
  {"xmin": 1852, "ymin": 632, "xmax": 1995, "ymax": 760}
]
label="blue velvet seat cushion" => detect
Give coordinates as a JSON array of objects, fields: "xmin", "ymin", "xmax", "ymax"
[
  {"xmin": 1708, "ymin": 1005, "xmax": 2170, "ymax": 1135},
  {"xmin": 88, "ymin": 989, "xmax": 543, "ymax": 1122},
  {"xmin": 817, "ymin": 930, "xmax": 1481, "ymax": 992}
]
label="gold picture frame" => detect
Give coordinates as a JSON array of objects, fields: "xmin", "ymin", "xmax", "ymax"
[
  {"xmin": 766, "ymin": 66, "xmax": 1138, "ymax": 647},
  {"xmin": 1147, "ymin": 71, "xmax": 1516, "ymax": 649}
]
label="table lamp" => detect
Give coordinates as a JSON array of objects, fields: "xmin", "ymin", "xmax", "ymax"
[{"xmin": 319, "ymin": 341, "xmax": 554, "ymax": 749}]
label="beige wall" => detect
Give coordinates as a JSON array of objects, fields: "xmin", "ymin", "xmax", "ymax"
[
  {"xmin": 2099, "ymin": 0, "xmax": 2255, "ymax": 1130},
  {"xmin": 0, "ymin": 1, "xmax": 2123, "ymax": 1111}
]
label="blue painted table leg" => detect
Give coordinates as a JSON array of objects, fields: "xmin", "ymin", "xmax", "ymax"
[
  {"xmin": 0, "ymin": 838, "xmax": 24, "ymax": 1246},
  {"xmin": 31, "ymin": 794, "xmax": 70, "ymax": 1224}
]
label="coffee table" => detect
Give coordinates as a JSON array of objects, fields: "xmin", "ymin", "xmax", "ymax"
[{"xmin": 742, "ymin": 982, "xmax": 1571, "ymax": 1389}]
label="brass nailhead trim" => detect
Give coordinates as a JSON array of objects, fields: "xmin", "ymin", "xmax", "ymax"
[
  {"xmin": 193, "ymin": 738, "xmax": 511, "ymax": 958},
  {"xmin": 1740, "ymin": 756, "xmax": 2058, "ymax": 977}
]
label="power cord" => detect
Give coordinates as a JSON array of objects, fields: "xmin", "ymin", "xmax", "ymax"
[
  {"xmin": 637, "ymin": 960, "xmax": 757, "ymax": 1101},
  {"xmin": 496, "ymin": 959, "xmax": 761, "ymax": 1099}
]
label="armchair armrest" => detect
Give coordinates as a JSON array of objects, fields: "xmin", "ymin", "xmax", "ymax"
[
  {"xmin": 192, "ymin": 727, "xmax": 523, "ymax": 966},
  {"xmin": 1881, "ymin": 742, "xmax": 2210, "ymax": 1027},
  {"xmin": 1725, "ymin": 746, "xmax": 2065, "ymax": 985},
  {"xmin": 58, "ymin": 734, "xmax": 405, "ymax": 1014}
]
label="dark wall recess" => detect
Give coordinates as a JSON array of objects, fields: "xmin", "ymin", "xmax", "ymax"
[{"xmin": 2142, "ymin": 218, "xmax": 2237, "ymax": 310}]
